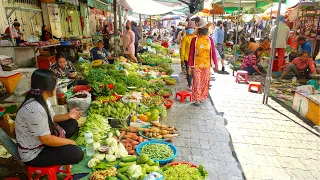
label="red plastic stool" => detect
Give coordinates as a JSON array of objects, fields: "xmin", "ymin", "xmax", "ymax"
[
  {"xmin": 248, "ymin": 82, "xmax": 261, "ymax": 93},
  {"xmin": 235, "ymin": 70, "xmax": 248, "ymax": 83},
  {"xmin": 28, "ymin": 165, "xmax": 72, "ymax": 180},
  {"xmin": 175, "ymin": 90, "xmax": 192, "ymax": 103}
]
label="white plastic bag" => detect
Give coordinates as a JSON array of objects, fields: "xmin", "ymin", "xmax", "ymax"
[
  {"xmin": 14, "ymin": 77, "xmax": 31, "ymax": 96},
  {"xmin": 67, "ymin": 92, "xmax": 92, "ymax": 116}
]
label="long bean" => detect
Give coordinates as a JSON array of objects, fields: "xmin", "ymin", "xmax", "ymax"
[{"xmin": 140, "ymin": 144, "xmax": 174, "ymax": 160}]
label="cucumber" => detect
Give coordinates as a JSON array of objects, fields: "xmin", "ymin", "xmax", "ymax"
[
  {"xmin": 117, "ymin": 173, "xmax": 129, "ymax": 180},
  {"xmin": 118, "ymin": 161, "xmax": 136, "ymax": 168},
  {"xmin": 107, "ymin": 177, "xmax": 118, "ymax": 180},
  {"xmin": 146, "ymin": 159, "xmax": 154, "ymax": 166},
  {"xmin": 117, "ymin": 166, "xmax": 130, "ymax": 173},
  {"xmin": 121, "ymin": 155, "xmax": 137, "ymax": 162}
]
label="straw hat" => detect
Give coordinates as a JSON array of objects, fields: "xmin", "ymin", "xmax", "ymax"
[{"xmin": 197, "ymin": 19, "xmax": 208, "ymax": 28}]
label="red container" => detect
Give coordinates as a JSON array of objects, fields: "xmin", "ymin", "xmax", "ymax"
[
  {"xmin": 164, "ymin": 99, "xmax": 173, "ymax": 109},
  {"xmin": 161, "ymin": 93, "xmax": 171, "ymax": 98},
  {"xmin": 169, "ymin": 162, "xmax": 198, "ymax": 168},
  {"xmin": 37, "ymin": 55, "xmax": 56, "ymax": 69},
  {"xmin": 74, "ymin": 85, "xmax": 91, "ymax": 93}
]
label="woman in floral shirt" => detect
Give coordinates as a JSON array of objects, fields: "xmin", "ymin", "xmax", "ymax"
[
  {"xmin": 241, "ymin": 47, "xmax": 264, "ymax": 75},
  {"xmin": 50, "ymin": 52, "xmax": 76, "ymax": 78}
]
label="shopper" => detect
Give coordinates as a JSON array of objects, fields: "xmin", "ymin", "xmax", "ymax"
[
  {"xmin": 269, "ymin": 16, "xmax": 290, "ymax": 70},
  {"xmin": 4, "ymin": 22, "xmax": 23, "ymax": 43},
  {"xmin": 188, "ymin": 19, "xmax": 218, "ymax": 106},
  {"xmin": 279, "ymin": 51, "xmax": 317, "ymax": 79},
  {"xmin": 131, "ymin": 21, "xmax": 141, "ymax": 58},
  {"xmin": 15, "ymin": 69, "xmax": 83, "ymax": 167},
  {"xmin": 248, "ymin": 38, "xmax": 260, "ymax": 53},
  {"xmin": 41, "ymin": 25, "xmax": 58, "ymax": 41},
  {"xmin": 241, "ymin": 47, "xmax": 264, "ymax": 75},
  {"xmin": 289, "ymin": 36, "xmax": 312, "ymax": 62},
  {"xmin": 122, "ymin": 22, "xmax": 138, "ymax": 63},
  {"xmin": 50, "ymin": 52, "xmax": 76, "ymax": 78},
  {"xmin": 213, "ymin": 20, "xmax": 225, "ymax": 71},
  {"xmin": 260, "ymin": 37, "xmax": 270, "ymax": 54},
  {"xmin": 181, "ymin": 21, "xmax": 196, "ymax": 89}
]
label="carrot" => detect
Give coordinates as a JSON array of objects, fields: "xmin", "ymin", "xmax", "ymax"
[
  {"xmin": 124, "ymin": 134, "xmax": 133, "ymax": 139},
  {"xmin": 128, "ymin": 150, "xmax": 135, "ymax": 154},
  {"xmin": 163, "ymin": 134, "xmax": 179, "ymax": 138},
  {"xmin": 131, "ymin": 141, "xmax": 139, "ymax": 145},
  {"xmin": 151, "ymin": 121, "xmax": 161, "ymax": 127},
  {"xmin": 119, "ymin": 131, "xmax": 126, "ymax": 139},
  {"xmin": 138, "ymin": 136, "xmax": 143, "ymax": 143},
  {"xmin": 127, "ymin": 132, "xmax": 137, "ymax": 136},
  {"xmin": 133, "ymin": 145, "xmax": 138, "ymax": 150},
  {"xmin": 121, "ymin": 139, "xmax": 127, "ymax": 143},
  {"xmin": 132, "ymin": 134, "xmax": 139, "ymax": 141},
  {"xmin": 126, "ymin": 147, "xmax": 133, "ymax": 151}
]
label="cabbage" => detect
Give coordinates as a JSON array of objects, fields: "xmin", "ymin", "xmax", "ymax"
[
  {"xmin": 108, "ymin": 145, "xmax": 118, "ymax": 155},
  {"xmin": 105, "ymin": 154, "xmax": 116, "ymax": 162},
  {"xmin": 115, "ymin": 143, "xmax": 128, "ymax": 158},
  {"xmin": 94, "ymin": 153, "xmax": 105, "ymax": 161},
  {"xmin": 128, "ymin": 165, "xmax": 142, "ymax": 180},
  {"xmin": 87, "ymin": 158, "xmax": 100, "ymax": 168},
  {"xmin": 93, "ymin": 142, "xmax": 101, "ymax": 150}
]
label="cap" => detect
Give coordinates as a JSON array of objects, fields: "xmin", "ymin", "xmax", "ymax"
[{"xmin": 187, "ymin": 21, "xmax": 196, "ymax": 29}]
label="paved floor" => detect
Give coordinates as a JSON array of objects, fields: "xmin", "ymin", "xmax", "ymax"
[
  {"xmin": 209, "ymin": 66, "xmax": 320, "ymax": 180},
  {"xmin": 167, "ymin": 64, "xmax": 244, "ymax": 180}
]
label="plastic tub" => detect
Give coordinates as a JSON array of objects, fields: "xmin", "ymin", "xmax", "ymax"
[
  {"xmin": 164, "ymin": 99, "xmax": 173, "ymax": 109},
  {"xmin": 136, "ymin": 140, "xmax": 178, "ymax": 165},
  {"xmin": 0, "ymin": 72, "xmax": 22, "ymax": 93},
  {"xmin": 74, "ymin": 85, "xmax": 91, "ymax": 93}
]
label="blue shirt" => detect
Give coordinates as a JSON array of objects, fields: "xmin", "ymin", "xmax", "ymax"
[
  {"xmin": 300, "ymin": 41, "xmax": 312, "ymax": 55},
  {"xmin": 90, "ymin": 47, "xmax": 108, "ymax": 60},
  {"xmin": 213, "ymin": 27, "xmax": 224, "ymax": 44}
]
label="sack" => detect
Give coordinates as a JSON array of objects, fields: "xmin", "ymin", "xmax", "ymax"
[
  {"xmin": 14, "ymin": 77, "xmax": 31, "ymax": 96},
  {"xmin": 67, "ymin": 92, "xmax": 91, "ymax": 116}
]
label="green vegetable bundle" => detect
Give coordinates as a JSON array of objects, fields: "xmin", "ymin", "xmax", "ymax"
[
  {"xmin": 163, "ymin": 164, "xmax": 207, "ymax": 180},
  {"xmin": 75, "ymin": 114, "xmax": 111, "ymax": 145},
  {"xmin": 88, "ymin": 101, "xmax": 137, "ymax": 119}
]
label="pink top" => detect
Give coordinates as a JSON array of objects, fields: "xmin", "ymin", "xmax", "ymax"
[
  {"xmin": 241, "ymin": 54, "xmax": 258, "ymax": 69},
  {"xmin": 188, "ymin": 36, "xmax": 218, "ymax": 68},
  {"xmin": 122, "ymin": 30, "xmax": 135, "ymax": 55},
  {"xmin": 292, "ymin": 57, "xmax": 316, "ymax": 74}
]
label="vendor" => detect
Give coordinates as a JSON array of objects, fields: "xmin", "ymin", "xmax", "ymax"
[
  {"xmin": 279, "ymin": 51, "xmax": 317, "ymax": 79},
  {"xmin": 90, "ymin": 40, "xmax": 114, "ymax": 63},
  {"xmin": 15, "ymin": 69, "xmax": 83, "ymax": 167},
  {"xmin": 4, "ymin": 22, "xmax": 23, "ymax": 43},
  {"xmin": 50, "ymin": 52, "xmax": 77, "ymax": 78},
  {"xmin": 241, "ymin": 47, "xmax": 264, "ymax": 75},
  {"xmin": 239, "ymin": 37, "xmax": 250, "ymax": 55},
  {"xmin": 260, "ymin": 37, "xmax": 270, "ymax": 54},
  {"xmin": 289, "ymin": 36, "xmax": 312, "ymax": 62},
  {"xmin": 41, "ymin": 25, "xmax": 58, "ymax": 41},
  {"xmin": 248, "ymin": 38, "xmax": 260, "ymax": 53}
]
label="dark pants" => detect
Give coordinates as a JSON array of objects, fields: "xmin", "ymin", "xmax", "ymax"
[
  {"xmin": 185, "ymin": 61, "xmax": 192, "ymax": 87},
  {"xmin": 25, "ymin": 120, "xmax": 83, "ymax": 167},
  {"xmin": 289, "ymin": 53, "xmax": 298, "ymax": 62},
  {"xmin": 134, "ymin": 43, "xmax": 138, "ymax": 58}
]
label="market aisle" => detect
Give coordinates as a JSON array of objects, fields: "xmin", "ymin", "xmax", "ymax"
[
  {"xmin": 209, "ymin": 66, "xmax": 320, "ymax": 180},
  {"xmin": 165, "ymin": 64, "xmax": 244, "ymax": 180}
]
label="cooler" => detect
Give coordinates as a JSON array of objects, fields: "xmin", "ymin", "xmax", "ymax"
[{"xmin": 0, "ymin": 72, "xmax": 22, "ymax": 93}]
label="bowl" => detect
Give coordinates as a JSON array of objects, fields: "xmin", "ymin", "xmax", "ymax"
[
  {"xmin": 0, "ymin": 107, "xmax": 6, "ymax": 117},
  {"xmin": 164, "ymin": 99, "xmax": 173, "ymax": 109},
  {"xmin": 74, "ymin": 85, "xmax": 91, "ymax": 93},
  {"xmin": 165, "ymin": 79, "xmax": 176, "ymax": 85},
  {"xmin": 159, "ymin": 93, "xmax": 171, "ymax": 98},
  {"xmin": 138, "ymin": 125, "xmax": 171, "ymax": 141},
  {"xmin": 136, "ymin": 140, "xmax": 178, "ymax": 165}
]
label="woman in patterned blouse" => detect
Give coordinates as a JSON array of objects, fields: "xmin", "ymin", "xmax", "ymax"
[{"xmin": 50, "ymin": 52, "xmax": 76, "ymax": 78}]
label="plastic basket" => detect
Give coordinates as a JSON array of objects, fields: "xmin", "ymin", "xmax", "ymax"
[
  {"xmin": 74, "ymin": 85, "xmax": 91, "ymax": 93},
  {"xmin": 164, "ymin": 99, "xmax": 173, "ymax": 109},
  {"xmin": 169, "ymin": 162, "xmax": 198, "ymax": 168},
  {"xmin": 136, "ymin": 140, "xmax": 178, "ymax": 165},
  {"xmin": 138, "ymin": 125, "xmax": 171, "ymax": 141}
]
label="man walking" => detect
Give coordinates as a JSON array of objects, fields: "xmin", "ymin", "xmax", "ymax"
[{"xmin": 213, "ymin": 20, "xmax": 225, "ymax": 71}]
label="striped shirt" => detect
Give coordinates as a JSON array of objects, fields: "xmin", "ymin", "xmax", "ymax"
[{"xmin": 15, "ymin": 99, "xmax": 55, "ymax": 162}]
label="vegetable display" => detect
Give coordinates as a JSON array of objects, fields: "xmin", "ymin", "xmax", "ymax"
[
  {"xmin": 139, "ymin": 122, "xmax": 179, "ymax": 139},
  {"xmin": 88, "ymin": 101, "xmax": 136, "ymax": 119},
  {"xmin": 163, "ymin": 164, "xmax": 207, "ymax": 180},
  {"xmin": 140, "ymin": 143, "xmax": 174, "ymax": 160}
]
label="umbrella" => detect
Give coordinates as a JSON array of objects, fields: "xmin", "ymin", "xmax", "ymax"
[
  {"xmin": 263, "ymin": 3, "xmax": 287, "ymax": 15},
  {"xmin": 201, "ymin": 0, "xmax": 224, "ymax": 15},
  {"xmin": 161, "ymin": 15, "xmax": 181, "ymax": 20}
]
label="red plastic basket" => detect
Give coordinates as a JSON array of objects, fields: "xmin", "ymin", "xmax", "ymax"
[
  {"xmin": 164, "ymin": 99, "xmax": 173, "ymax": 109},
  {"xmin": 169, "ymin": 162, "xmax": 198, "ymax": 168},
  {"xmin": 74, "ymin": 85, "xmax": 91, "ymax": 93},
  {"xmin": 161, "ymin": 93, "xmax": 171, "ymax": 98}
]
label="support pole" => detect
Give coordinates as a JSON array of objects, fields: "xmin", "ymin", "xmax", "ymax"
[
  {"xmin": 118, "ymin": 4, "xmax": 122, "ymax": 31},
  {"xmin": 139, "ymin": 14, "xmax": 142, "ymax": 37},
  {"xmin": 233, "ymin": 0, "xmax": 242, "ymax": 63},
  {"xmin": 263, "ymin": 0, "xmax": 283, "ymax": 104},
  {"xmin": 292, "ymin": 0, "xmax": 301, "ymax": 48},
  {"xmin": 30, "ymin": 11, "xmax": 37, "ymax": 35},
  {"xmin": 113, "ymin": 0, "xmax": 117, "ymax": 36},
  {"xmin": 150, "ymin": 15, "xmax": 152, "ymax": 32},
  {"xmin": 6, "ymin": 8, "xmax": 16, "ymax": 46}
]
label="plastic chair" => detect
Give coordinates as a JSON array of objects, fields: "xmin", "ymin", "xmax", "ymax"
[
  {"xmin": 235, "ymin": 71, "xmax": 248, "ymax": 83},
  {"xmin": 175, "ymin": 91, "xmax": 192, "ymax": 103},
  {"xmin": 248, "ymin": 82, "xmax": 261, "ymax": 93},
  {"xmin": 28, "ymin": 165, "xmax": 72, "ymax": 180}
]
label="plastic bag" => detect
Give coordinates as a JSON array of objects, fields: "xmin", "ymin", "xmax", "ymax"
[
  {"xmin": 14, "ymin": 77, "xmax": 31, "ymax": 96},
  {"xmin": 315, "ymin": 52, "xmax": 320, "ymax": 60},
  {"xmin": 67, "ymin": 92, "xmax": 92, "ymax": 116}
]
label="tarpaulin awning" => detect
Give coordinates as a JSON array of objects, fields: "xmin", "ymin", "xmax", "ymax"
[
  {"xmin": 120, "ymin": 0, "xmax": 183, "ymax": 15},
  {"xmin": 201, "ymin": 0, "xmax": 224, "ymax": 15},
  {"xmin": 160, "ymin": 15, "xmax": 181, "ymax": 20}
]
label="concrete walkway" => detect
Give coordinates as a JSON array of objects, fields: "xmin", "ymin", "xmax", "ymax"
[{"xmin": 209, "ymin": 67, "xmax": 320, "ymax": 180}]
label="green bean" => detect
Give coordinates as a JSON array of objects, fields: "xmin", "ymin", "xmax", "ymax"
[{"xmin": 140, "ymin": 144, "xmax": 174, "ymax": 160}]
